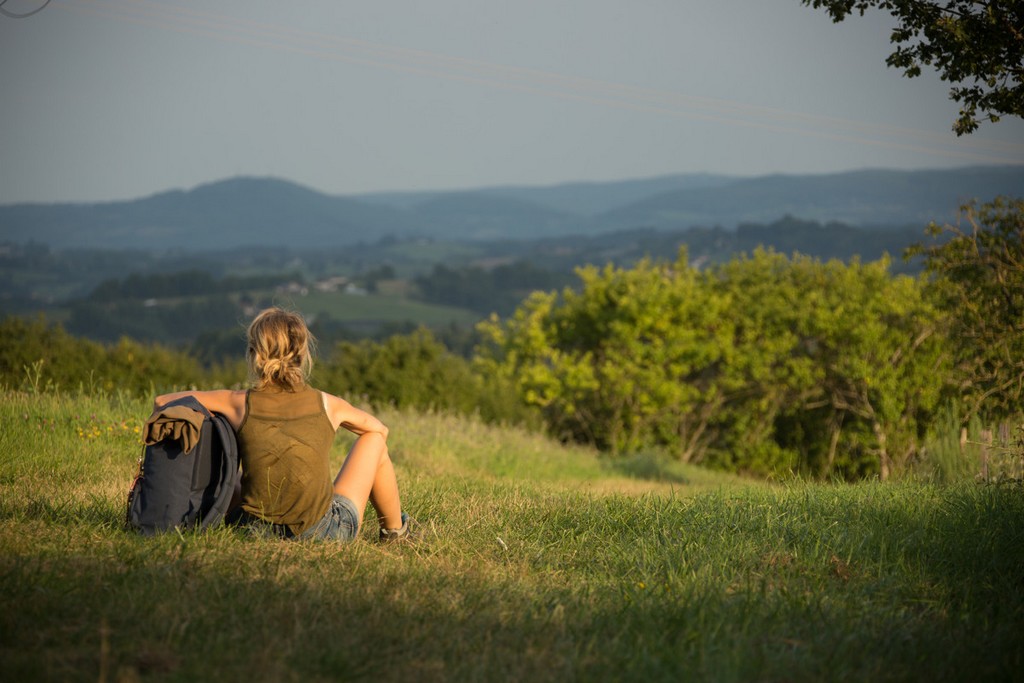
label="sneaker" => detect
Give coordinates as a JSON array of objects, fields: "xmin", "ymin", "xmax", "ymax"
[{"xmin": 378, "ymin": 512, "xmax": 414, "ymax": 543}]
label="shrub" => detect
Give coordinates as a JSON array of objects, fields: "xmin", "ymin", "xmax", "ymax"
[
  {"xmin": 316, "ymin": 327, "xmax": 538, "ymax": 427},
  {"xmin": 478, "ymin": 249, "xmax": 952, "ymax": 480},
  {"xmin": 0, "ymin": 315, "xmax": 207, "ymax": 395}
]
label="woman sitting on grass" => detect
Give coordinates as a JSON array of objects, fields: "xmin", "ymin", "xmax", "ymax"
[{"xmin": 153, "ymin": 306, "xmax": 412, "ymax": 543}]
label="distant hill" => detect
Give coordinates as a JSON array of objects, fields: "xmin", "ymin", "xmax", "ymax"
[
  {"xmin": 360, "ymin": 173, "xmax": 738, "ymax": 216},
  {"xmin": 474, "ymin": 217, "xmax": 931, "ymax": 278},
  {"xmin": 403, "ymin": 192, "xmax": 581, "ymax": 240},
  {"xmin": 0, "ymin": 166, "xmax": 1021, "ymax": 250},
  {"xmin": 594, "ymin": 166, "xmax": 1024, "ymax": 230},
  {"xmin": 0, "ymin": 178, "xmax": 412, "ymax": 250}
]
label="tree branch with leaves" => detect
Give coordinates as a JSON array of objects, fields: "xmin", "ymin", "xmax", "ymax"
[
  {"xmin": 908, "ymin": 197, "xmax": 1024, "ymax": 420},
  {"xmin": 802, "ymin": 1, "xmax": 1024, "ymax": 134}
]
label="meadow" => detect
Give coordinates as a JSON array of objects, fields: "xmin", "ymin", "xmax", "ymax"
[
  {"xmin": 295, "ymin": 289, "xmax": 480, "ymax": 329},
  {"xmin": 1, "ymin": 390, "xmax": 1022, "ymax": 682}
]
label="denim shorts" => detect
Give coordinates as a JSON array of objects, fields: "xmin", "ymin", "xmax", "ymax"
[{"xmin": 297, "ymin": 494, "xmax": 361, "ymax": 543}]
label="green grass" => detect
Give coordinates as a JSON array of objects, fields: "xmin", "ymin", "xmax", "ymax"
[{"xmin": 2, "ymin": 391, "xmax": 1023, "ymax": 682}]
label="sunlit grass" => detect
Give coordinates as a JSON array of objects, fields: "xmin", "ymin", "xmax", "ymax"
[{"xmin": 2, "ymin": 391, "xmax": 1022, "ymax": 682}]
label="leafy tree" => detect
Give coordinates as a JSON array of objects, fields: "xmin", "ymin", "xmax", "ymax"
[
  {"xmin": 88, "ymin": 269, "xmax": 301, "ymax": 301},
  {"xmin": 414, "ymin": 261, "xmax": 574, "ymax": 316},
  {"xmin": 700, "ymin": 251, "xmax": 948, "ymax": 479},
  {"xmin": 908, "ymin": 197, "xmax": 1024, "ymax": 420},
  {"xmin": 478, "ymin": 249, "xmax": 950, "ymax": 479},
  {"xmin": 66, "ymin": 296, "xmax": 241, "ymax": 345},
  {"xmin": 783, "ymin": 256, "xmax": 949, "ymax": 480},
  {"xmin": 704, "ymin": 251, "xmax": 825, "ymax": 474},
  {"xmin": 477, "ymin": 250, "xmax": 736, "ymax": 457},
  {"xmin": 317, "ymin": 328, "xmax": 537, "ymax": 426},
  {"xmin": 359, "ymin": 264, "xmax": 396, "ymax": 293},
  {"xmin": 802, "ymin": 1, "xmax": 1024, "ymax": 134}
]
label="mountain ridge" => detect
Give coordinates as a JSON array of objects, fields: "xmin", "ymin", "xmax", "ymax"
[
  {"xmin": 0, "ymin": 166, "xmax": 1020, "ymax": 250},
  {"xmin": 595, "ymin": 166, "xmax": 1024, "ymax": 230}
]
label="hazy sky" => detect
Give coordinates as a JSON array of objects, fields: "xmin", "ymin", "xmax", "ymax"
[{"xmin": 2, "ymin": 0, "xmax": 1023, "ymax": 204}]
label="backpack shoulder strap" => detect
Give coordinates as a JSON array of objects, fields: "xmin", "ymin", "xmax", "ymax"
[{"xmin": 196, "ymin": 410, "xmax": 241, "ymax": 531}]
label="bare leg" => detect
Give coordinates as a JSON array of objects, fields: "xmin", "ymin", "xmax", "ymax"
[{"xmin": 332, "ymin": 432, "xmax": 403, "ymax": 530}]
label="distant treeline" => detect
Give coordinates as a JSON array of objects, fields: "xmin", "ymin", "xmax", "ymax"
[
  {"xmin": 71, "ymin": 270, "xmax": 302, "ymax": 351},
  {"xmin": 87, "ymin": 269, "xmax": 300, "ymax": 301},
  {"xmin": 67, "ymin": 297, "xmax": 245, "ymax": 348},
  {"xmin": 492, "ymin": 216, "xmax": 931, "ymax": 275},
  {"xmin": 2, "ymin": 214, "xmax": 930, "ymax": 310},
  {"xmin": 405, "ymin": 216, "xmax": 932, "ymax": 318},
  {"xmin": 413, "ymin": 261, "xmax": 575, "ymax": 316}
]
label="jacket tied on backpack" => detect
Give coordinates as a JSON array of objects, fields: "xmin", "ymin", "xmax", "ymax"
[
  {"xmin": 127, "ymin": 396, "xmax": 240, "ymax": 536},
  {"xmin": 143, "ymin": 404, "xmax": 205, "ymax": 453}
]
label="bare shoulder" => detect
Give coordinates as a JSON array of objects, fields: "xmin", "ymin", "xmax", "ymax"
[
  {"xmin": 319, "ymin": 390, "xmax": 388, "ymax": 438},
  {"xmin": 319, "ymin": 391, "xmax": 354, "ymax": 431}
]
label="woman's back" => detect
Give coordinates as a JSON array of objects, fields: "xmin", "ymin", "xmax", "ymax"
[
  {"xmin": 237, "ymin": 385, "xmax": 335, "ymax": 536},
  {"xmin": 152, "ymin": 306, "xmax": 410, "ymax": 543}
]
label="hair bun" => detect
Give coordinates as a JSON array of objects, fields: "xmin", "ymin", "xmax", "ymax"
[{"xmin": 245, "ymin": 307, "xmax": 316, "ymax": 391}]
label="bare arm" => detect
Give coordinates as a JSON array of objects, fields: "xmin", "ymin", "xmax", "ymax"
[
  {"xmin": 321, "ymin": 392, "xmax": 389, "ymax": 441},
  {"xmin": 152, "ymin": 389, "xmax": 247, "ymax": 432}
]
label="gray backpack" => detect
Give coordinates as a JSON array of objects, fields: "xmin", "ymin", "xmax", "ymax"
[{"xmin": 126, "ymin": 396, "xmax": 240, "ymax": 535}]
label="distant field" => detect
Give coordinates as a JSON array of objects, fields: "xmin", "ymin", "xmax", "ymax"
[
  {"xmin": 0, "ymin": 240, "xmax": 489, "ymax": 337},
  {"xmin": 2, "ymin": 391, "xmax": 1022, "ymax": 682},
  {"xmin": 282, "ymin": 289, "xmax": 484, "ymax": 327}
]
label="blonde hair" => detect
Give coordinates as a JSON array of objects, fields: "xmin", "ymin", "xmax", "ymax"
[{"xmin": 246, "ymin": 307, "xmax": 316, "ymax": 391}]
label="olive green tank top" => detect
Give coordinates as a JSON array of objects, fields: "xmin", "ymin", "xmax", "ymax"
[{"xmin": 237, "ymin": 385, "xmax": 336, "ymax": 536}]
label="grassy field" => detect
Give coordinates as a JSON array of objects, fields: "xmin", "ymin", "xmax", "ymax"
[{"xmin": 2, "ymin": 391, "xmax": 1022, "ymax": 682}]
